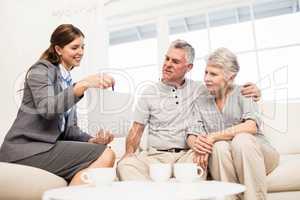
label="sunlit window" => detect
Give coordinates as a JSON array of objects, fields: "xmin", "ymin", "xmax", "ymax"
[
  {"xmin": 255, "ymin": 13, "xmax": 300, "ymax": 49},
  {"xmin": 108, "ymin": 2, "xmax": 300, "ymax": 101},
  {"xmin": 235, "ymin": 52, "xmax": 259, "ymax": 84},
  {"xmin": 258, "ymin": 46, "xmax": 300, "ymax": 100},
  {"xmin": 108, "ymin": 38, "xmax": 158, "ymax": 93},
  {"xmin": 210, "ymin": 21, "xmax": 254, "ymax": 52},
  {"xmin": 170, "ymin": 29, "xmax": 209, "ymax": 58}
]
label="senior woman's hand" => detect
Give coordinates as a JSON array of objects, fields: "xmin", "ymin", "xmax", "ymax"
[
  {"xmin": 241, "ymin": 82, "xmax": 261, "ymax": 101},
  {"xmin": 88, "ymin": 130, "xmax": 114, "ymax": 144},
  {"xmin": 193, "ymin": 152, "xmax": 209, "ymax": 170},
  {"xmin": 191, "ymin": 135, "xmax": 214, "ymax": 155}
]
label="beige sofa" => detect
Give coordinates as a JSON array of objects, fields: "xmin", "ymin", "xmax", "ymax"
[
  {"xmin": 0, "ymin": 101, "xmax": 299, "ymax": 200},
  {"xmin": 263, "ymin": 102, "xmax": 300, "ymax": 199},
  {"xmin": 0, "ymin": 162, "xmax": 67, "ymax": 200}
]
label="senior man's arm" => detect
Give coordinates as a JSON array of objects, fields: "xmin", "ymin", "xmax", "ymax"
[
  {"xmin": 121, "ymin": 122, "xmax": 145, "ymax": 159},
  {"xmin": 241, "ymin": 82, "xmax": 261, "ymax": 101}
]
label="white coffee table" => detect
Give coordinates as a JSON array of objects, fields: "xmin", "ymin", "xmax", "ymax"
[{"xmin": 43, "ymin": 180, "xmax": 245, "ymax": 200}]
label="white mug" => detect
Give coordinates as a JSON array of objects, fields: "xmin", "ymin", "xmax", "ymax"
[
  {"xmin": 149, "ymin": 163, "xmax": 172, "ymax": 182},
  {"xmin": 173, "ymin": 163, "xmax": 205, "ymax": 182},
  {"xmin": 81, "ymin": 168, "xmax": 116, "ymax": 186}
]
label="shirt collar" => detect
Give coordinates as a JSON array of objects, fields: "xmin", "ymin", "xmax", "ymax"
[
  {"xmin": 159, "ymin": 78, "xmax": 188, "ymax": 90},
  {"xmin": 59, "ymin": 64, "xmax": 71, "ymax": 79}
]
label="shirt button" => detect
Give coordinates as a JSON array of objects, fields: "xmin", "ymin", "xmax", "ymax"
[
  {"xmin": 175, "ymin": 96, "xmax": 178, "ymax": 98},
  {"xmin": 176, "ymin": 102, "xmax": 179, "ymax": 104},
  {"xmin": 172, "ymin": 89, "xmax": 176, "ymax": 92}
]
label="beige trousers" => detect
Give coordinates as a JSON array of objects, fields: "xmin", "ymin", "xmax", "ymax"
[
  {"xmin": 209, "ymin": 133, "xmax": 280, "ymax": 200},
  {"xmin": 117, "ymin": 148, "xmax": 201, "ymax": 181}
]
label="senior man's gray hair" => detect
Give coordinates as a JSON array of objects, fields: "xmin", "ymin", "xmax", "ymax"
[
  {"xmin": 170, "ymin": 39, "xmax": 195, "ymax": 64},
  {"xmin": 207, "ymin": 47, "xmax": 240, "ymax": 76}
]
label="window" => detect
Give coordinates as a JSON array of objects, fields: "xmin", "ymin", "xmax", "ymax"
[
  {"xmin": 255, "ymin": 12, "xmax": 300, "ymax": 49},
  {"xmin": 108, "ymin": 38, "xmax": 158, "ymax": 93},
  {"xmin": 186, "ymin": 58, "xmax": 206, "ymax": 82},
  {"xmin": 210, "ymin": 21, "xmax": 254, "ymax": 52},
  {"xmin": 170, "ymin": 29, "xmax": 209, "ymax": 59},
  {"xmin": 235, "ymin": 52, "xmax": 259, "ymax": 84},
  {"xmin": 258, "ymin": 46, "xmax": 300, "ymax": 100}
]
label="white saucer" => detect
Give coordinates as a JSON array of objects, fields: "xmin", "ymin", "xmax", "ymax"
[{"xmin": 172, "ymin": 175, "xmax": 205, "ymax": 183}]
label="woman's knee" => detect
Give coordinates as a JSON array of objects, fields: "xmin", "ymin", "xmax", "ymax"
[
  {"xmin": 212, "ymin": 141, "xmax": 230, "ymax": 155},
  {"xmin": 210, "ymin": 141, "xmax": 232, "ymax": 164},
  {"xmin": 231, "ymin": 133, "xmax": 257, "ymax": 153},
  {"xmin": 98, "ymin": 148, "xmax": 116, "ymax": 166},
  {"xmin": 209, "ymin": 141, "xmax": 232, "ymax": 173}
]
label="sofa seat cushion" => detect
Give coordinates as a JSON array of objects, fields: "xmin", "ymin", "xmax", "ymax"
[
  {"xmin": 0, "ymin": 162, "xmax": 67, "ymax": 200},
  {"xmin": 267, "ymin": 154, "xmax": 300, "ymax": 192}
]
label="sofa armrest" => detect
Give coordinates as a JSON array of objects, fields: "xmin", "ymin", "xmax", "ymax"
[{"xmin": 0, "ymin": 162, "xmax": 67, "ymax": 200}]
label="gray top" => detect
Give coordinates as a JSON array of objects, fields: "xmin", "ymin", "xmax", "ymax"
[
  {"xmin": 133, "ymin": 79, "xmax": 204, "ymax": 149},
  {"xmin": 188, "ymin": 85, "xmax": 262, "ymax": 136},
  {"xmin": 0, "ymin": 60, "xmax": 91, "ymax": 162}
]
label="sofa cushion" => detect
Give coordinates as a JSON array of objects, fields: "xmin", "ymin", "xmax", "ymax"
[
  {"xmin": 262, "ymin": 102, "xmax": 300, "ymax": 154},
  {"xmin": 267, "ymin": 154, "xmax": 300, "ymax": 192},
  {"xmin": 0, "ymin": 162, "xmax": 67, "ymax": 200},
  {"xmin": 268, "ymin": 191, "xmax": 300, "ymax": 200}
]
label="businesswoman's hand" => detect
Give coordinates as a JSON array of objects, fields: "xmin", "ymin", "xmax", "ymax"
[
  {"xmin": 73, "ymin": 73, "xmax": 115, "ymax": 97},
  {"xmin": 82, "ymin": 73, "xmax": 115, "ymax": 89},
  {"xmin": 88, "ymin": 130, "xmax": 114, "ymax": 145}
]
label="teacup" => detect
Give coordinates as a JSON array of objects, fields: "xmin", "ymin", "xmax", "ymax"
[
  {"xmin": 81, "ymin": 168, "xmax": 116, "ymax": 186},
  {"xmin": 173, "ymin": 163, "xmax": 205, "ymax": 182},
  {"xmin": 149, "ymin": 163, "xmax": 172, "ymax": 182}
]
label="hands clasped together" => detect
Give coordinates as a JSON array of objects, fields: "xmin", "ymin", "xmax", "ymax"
[{"xmin": 191, "ymin": 135, "xmax": 215, "ymax": 170}]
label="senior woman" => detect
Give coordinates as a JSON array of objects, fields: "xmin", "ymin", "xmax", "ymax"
[
  {"xmin": 0, "ymin": 24, "xmax": 116, "ymax": 185},
  {"xmin": 187, "ymin": 48, "xmax": 279, "ymax": 200}
]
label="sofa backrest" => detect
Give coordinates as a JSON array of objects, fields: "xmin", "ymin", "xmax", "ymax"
[
  {"xmin": 88, "ymin": 91, "xmax": 300, "ymax": 157},
  {"xmin": 86, "ymin": 89, "xmax": 134, "ymax": 138},
  {"xmin": 261, "ymin": 101, "xmax": 300, "ymax": 154}
]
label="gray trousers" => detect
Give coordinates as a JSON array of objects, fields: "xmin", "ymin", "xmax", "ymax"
[{"xmin": 209, "ymin": 133, "xmax": 279, "ymax": 200}]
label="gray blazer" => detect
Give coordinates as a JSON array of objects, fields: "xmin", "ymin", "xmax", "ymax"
[{"xmin": 0, "ymin": 60, "xmax": 91, "ymax": 162}]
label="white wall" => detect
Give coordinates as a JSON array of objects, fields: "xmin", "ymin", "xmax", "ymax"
[
  {"xmin": 105, "ymin": 0, "xmax": 252, "ymax": 30},
  {"xmin": 0, "ymin": 0, "xmax": 108, "ymax": 144}
]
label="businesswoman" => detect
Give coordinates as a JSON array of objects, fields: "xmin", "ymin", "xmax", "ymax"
[
  {"xmin": 0, "ymin": 24, "xmax": 116, "ymax": 185},
  {"xmin": 187, "ymin": 48, "xmax": 279, "ymax": 200}
]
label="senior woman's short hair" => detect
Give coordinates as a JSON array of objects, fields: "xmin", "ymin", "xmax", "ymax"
[{"xmin": 207, "ymin": 48, "xmax": 240, "ymax": 76}]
